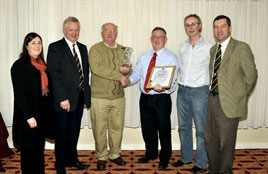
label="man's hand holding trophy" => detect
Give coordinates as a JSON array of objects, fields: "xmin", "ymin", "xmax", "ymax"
[{"xmin": 120, "ymin": 47, "xmax": 133, "ymax": 87}]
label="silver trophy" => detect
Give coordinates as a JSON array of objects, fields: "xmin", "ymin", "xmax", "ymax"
[{"xmin": 121, "ymin": 47, "xmax": 133, "ymax": 67}]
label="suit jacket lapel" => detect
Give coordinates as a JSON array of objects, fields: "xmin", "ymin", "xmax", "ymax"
[
  {"xmin": 62, "ymin": 38, "xmax": 80, "ymax": 71},
  {"xmin": 62, "ymin": 38, "xmax": 75, "ymax": 60},
  {"xmin": 77, "ymin": 42, "xmax": 86, "ymax": 72},
  {"xmin": 219, "ymin": 37, "xmax": 234, "ymax": 70}
]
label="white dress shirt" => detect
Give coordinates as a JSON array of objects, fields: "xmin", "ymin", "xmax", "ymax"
[
  {"xmin": 209, "ymin": 36, "xmax": 231, "ymax": 89},
  {"xmin": 64, "ymin": 37, "xmax": 83, "ymax": 73},
  {"xmin": 178, "ymin": 37, "xmax": 213, "ymax": 87},
  {"xmin": 130, "ymin": 47, "xmax": 179, "ymax": 95},
  {"xmin": 217, "ymin": 36, "xmax": 231, "ymax": 59}
]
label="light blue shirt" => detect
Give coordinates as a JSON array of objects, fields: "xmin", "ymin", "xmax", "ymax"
[
  {"xmin": 129, "ymin": 47, "xmax": 179, "ymax": 95},
  {"xmin": 178, "ymin": 37, "xmax": 213, "ymax": 87}
]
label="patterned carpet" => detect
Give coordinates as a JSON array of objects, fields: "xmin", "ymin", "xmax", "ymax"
[{"xmin": 1, "ymin": 149, "xmax": 268, "ymax": 174}]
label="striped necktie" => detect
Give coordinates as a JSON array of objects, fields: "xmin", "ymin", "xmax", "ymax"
[
  {"xmin": 144, "ymin": 52, "xmax": 157, "ymax": 93},
  {"xmin": 73, "ymin": 44, "xmax": 84, "ymax": 88},
  {"xmin": 210, "ymin": 44, "xmax": 222, "ymax": 95}
]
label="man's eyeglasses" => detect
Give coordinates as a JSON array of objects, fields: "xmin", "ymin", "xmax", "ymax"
[
  {"xmin": 103, "ymin": 29, "xmax": 117, "ymax": 33},
  {"xmin": 184, "ymin": 22, "xmax": 200, "ymax": 28}
]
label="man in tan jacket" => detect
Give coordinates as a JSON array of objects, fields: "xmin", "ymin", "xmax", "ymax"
[
  {"xmin": 205, "ymin": 15, "xmax": 258, "ymax": 174},
  {"xmin": 88, "ymin": 23, "xmax": 130, "ymax": 170}
]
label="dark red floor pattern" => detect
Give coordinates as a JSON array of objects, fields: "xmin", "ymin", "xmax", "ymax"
[{"xmin": 1, "ymin": 149, "xmax": 268, "ymax": 174}]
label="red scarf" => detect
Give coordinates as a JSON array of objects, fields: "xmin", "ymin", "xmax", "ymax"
[{"xmin": 30, "ymin": 56, "xmax": 49, "ymax": 96}]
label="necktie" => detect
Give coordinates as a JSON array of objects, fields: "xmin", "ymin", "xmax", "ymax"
[
  {"xmin": 73, "ymin": 44, "xmax": 84, "ymax": 88},
  {"xmin": 144, "ymin": 52, "xmax": 157, "ymax": 93},
  {"xmin": 210, "ymin": 44, "xmax": 222, "ymax": 95}
]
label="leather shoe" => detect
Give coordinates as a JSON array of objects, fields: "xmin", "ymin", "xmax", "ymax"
[
  {"xmin": 158, "ymin": 161, "xmax": 168, "ymax": 170},
  {"xmin": 56, "ymin": 168, "xmax": 66, "ymax": 174},
  {"xmin": 191, "ymin": 165, "xmax": 207, "ymax": 174},
  {"xmin": 172, "ymin": 159, "xmax": 192, "ymax": 167},
  {"xmin": 66, "ymin": 161, "xmax": 89, "ymax": 169},
  {"xmin": 110, "ymin": 157, "xmax": 126, "ymax": 166},
  {"xmin": 0, "ymin": 167, "xmax": 6, "ymax": 172},
  {"xmin": 97, "ymin": 160, "xmax": 106, "ymax": 170},
  {"xmin": 138, "ymin": 156, "xmax": 157, "ymax": 163}
]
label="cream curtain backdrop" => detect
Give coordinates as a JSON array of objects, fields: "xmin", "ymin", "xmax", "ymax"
[{"xmin": 0, "ymin": 0, "xmax": 267, "ymax": 129}]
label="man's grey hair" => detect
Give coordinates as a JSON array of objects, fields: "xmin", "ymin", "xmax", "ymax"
[
  {"xmin": 184, "ymin": 14, "xmax": 202, "ymax": 32},
  {"xmin": 101, "ymin": 23, "xmax": 118, "ymax": 32},
  {"xmin": 63, "ymin": 16, "xmax": 80, "ymax": 29}
]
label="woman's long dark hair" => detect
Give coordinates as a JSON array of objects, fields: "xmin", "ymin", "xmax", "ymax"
[{"xmin": 19, "ymin": 32, "xmax": 45, "ymax": 66}]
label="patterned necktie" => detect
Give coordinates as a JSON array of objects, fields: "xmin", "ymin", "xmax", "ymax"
[
  {"xmin": 73, "ymin": 44, "xmax": 84, "ymax": 88},
  {"xmin": 210, "ymin": 44, "xmax": 222, "ymax": 95},
  {"xmin": 144, "ymin": 52, "xmax": 157, "ymax": 93}
]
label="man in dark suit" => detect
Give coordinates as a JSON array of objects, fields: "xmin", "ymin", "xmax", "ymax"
[
  {"xmin": 47, "ymin": 16, "xmax": 91, "ymax": 174},
  {"xmin": 205, "ymin": 15, "xmax": 258, "ymax": 174}
]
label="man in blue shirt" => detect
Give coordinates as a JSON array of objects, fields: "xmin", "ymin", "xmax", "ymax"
[
  {"xmin": 129, "ymin": 27, "xmax": 179, "ymax": 169},
  {"xmin": 172, "ymin": 14, "xmax": 212, "ymax": 173}
]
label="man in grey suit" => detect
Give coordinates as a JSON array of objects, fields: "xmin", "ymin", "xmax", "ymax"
[
  {"xmin": 47, "ymin": 16, "xmax": 90, "ymax": 174},
  {"xmin": 205, "ymin": 15, "xmax": 258, "ymax": 174}
]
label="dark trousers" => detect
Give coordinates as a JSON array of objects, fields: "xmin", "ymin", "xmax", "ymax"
[
  {"xmin": 54, "ymin": 91, "xmax": 84, "ymax": 169},
  {"xmin": 20, "ymin": 139, "xmax": 45, "ymax": 174},
  {"xmin": 205, "ymin": 94, "xmax": 239, "ymax": 174},
  {"xmin": 139, "ymin": 93, "xmax": 172, "ymax": 163}
]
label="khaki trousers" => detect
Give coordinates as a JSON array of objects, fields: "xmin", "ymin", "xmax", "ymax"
[{"xmin": 90, "ymin": 97, "xmax": 125, "ymax": 161}]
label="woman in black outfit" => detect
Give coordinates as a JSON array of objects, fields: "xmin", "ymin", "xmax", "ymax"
[{"xmin": 11, "ymin": 32, "xmax": 50, "ymax": 174}]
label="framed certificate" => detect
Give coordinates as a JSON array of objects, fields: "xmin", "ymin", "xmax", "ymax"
[{"xmin": 146, "ymin": 66, "xmax": 176, "ymax": 89}]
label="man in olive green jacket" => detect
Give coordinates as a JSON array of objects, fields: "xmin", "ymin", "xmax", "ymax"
[{"xmin": 205, "ymin": 15, "xmax": 257, "ymax": 174}]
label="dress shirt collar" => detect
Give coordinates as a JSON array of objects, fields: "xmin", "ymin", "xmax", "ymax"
[
  {"xmin": 186, "ymin": 36, "xmax": 205, "ymax": 46},
  {"xmin": 154, "ymin": 47, "xmax": 166, "ymax": 56},
  {"xmin": 217, "ymin": 36, "xmax": 231, "ymax": 57},
  {"xmin": 64, "ymin": 37, "xmax": 77, "ymax": 47},
  {"xmin": 64, "ymin": 37, "xmax": 83, "ymax": 70},
  {"xmin": 218, "ymin": 36, "xmax": 230, "ymax": 48}
]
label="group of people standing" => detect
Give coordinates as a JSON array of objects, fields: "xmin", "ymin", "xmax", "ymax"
[
  {"xmin": 170, "ymin": 14, "xmax": 257, "ymax": 174},
  {"xmin": 10, "ymin": 13, "xmax": 257, "ymax": 174}
]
